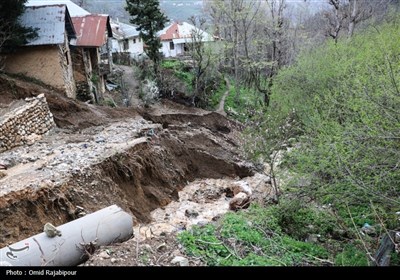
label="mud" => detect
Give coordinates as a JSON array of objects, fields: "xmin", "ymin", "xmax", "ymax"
[
  {"xmin": 0, "ymin": 75, "xmax": 256, "ymax": 248},
  {"xmin": 0, "ymin": 72, "xmax": 270, "ymax": 268}
]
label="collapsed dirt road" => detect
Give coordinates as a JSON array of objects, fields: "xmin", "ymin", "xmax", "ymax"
[{"xmin": 0, "ymin": 74, "xmax": 273, "ymax": 266}]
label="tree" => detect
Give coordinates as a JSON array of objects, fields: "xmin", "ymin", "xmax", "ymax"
[
  {"xmin": 260, "ymin": 0, "xmax": 287, "ymax": 106},
  {"xmin": 207, "ymin": 0, "xmax": 291, "ymax": 107},
  {"xmin": 0, "ymin": 0, "xmax": 37, "ymax": 69},
  {"xmin": 125, "ymin": 0, "xmax": 168, "ymax": 77},
  {"xmin": 207, "ymin": 0, "xmax": 262, "ymax": 104},
  {"xmin": 324, "ymin": 0, "xmax": 392, "ymax": 42},
  {"xmin": 187, "ymin": 16, "xmax": 212, "ymax": 107}
]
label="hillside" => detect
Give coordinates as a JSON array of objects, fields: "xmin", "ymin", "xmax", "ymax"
[{"xmin": 71, "ymin": 0, "xmax": 205, "ymax": 23}]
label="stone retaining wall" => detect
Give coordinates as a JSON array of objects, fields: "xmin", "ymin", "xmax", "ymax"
[{"xmin": 0, "ymin": 94, "xmax": 55, "ymax": 152}]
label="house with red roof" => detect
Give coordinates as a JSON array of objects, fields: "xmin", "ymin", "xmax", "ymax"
[
  {"xmin": 158, "ymin": 21, "xmax": 214, "ymax": 58},
  {"xmin": 71, "ymin": 14, "xmax": 112, "ymax": 102}
]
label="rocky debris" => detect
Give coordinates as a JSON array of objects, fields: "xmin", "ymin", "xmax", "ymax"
[
  {"xmin": 98, "ymin": 251, "xmax": 110, "ymax": 259},
  {"xmin": 0, "ymin": 94, "xmax": 55, "ymax": 152},
  {"xmin": 185, "ymin": 209, "xmax": 199, "ymax": 218},
  {"xmin": 83, "ymin": 234, "xmax": 204, "ymax": 267},
  {"xmin": 130, "ymin": 175, "xmax": 274, "ymax": 242},
  {"xmin": 0, "ymin": 88, "xmax": 275, "ymax": 264},
  {"xmin": 229, "ymin": 181, "xmax": 253, "ymax": 196},
  {"xmin": 226, "ymin": 181, "xmax": 253, "ymax": 211},
  {"xmin": 171, "ymin": 256, "xmax": 189, "ymax": 266},
  {"xmin": 73, "ymin": 206, "xmax": 87, "ymax": 218},
  {"xmin": 306, "ymin": 234, "xmax": 321, "ymax": 243},
  {"xmin": 157, "ymin": 243, "xmax": 167, "ymax": 252},
  {"xmin": 229, "ymin": 192, "xmax": 251, "ymax": 211},
  {"xmin": 43, "ymin": 222, "xmax": 62, "ymax": 237},
  {"xmin": 361, "ymin": 223, "xmax": 376, "ymax": 236}
]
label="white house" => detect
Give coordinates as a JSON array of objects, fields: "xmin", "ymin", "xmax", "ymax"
[
  {"xmin": 158, "ymin": 21, "xmax": 214, "ymax": 58},
  {"xmin": 110, "ymin": 20, "xmax": 144, "ymax": 60}
]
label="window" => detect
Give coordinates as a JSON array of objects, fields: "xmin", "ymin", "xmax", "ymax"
[
  {"xmin": 133, "ymin": 38, "xmax": 136, "ymax": 44},
  {"xmin": 123, "ymin": 39, "xmax": 129, "ymax": 51},
  {"xmin": 169, "ymin": 41, "xmax": 175, "ymax": 50}
]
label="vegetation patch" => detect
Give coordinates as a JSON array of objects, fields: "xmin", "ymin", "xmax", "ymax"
[{"xmin": 179, "ymin": 204, "xmax": 333, "ymax": 266}]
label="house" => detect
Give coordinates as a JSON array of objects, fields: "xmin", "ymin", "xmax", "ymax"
[
  {"xmin": 159, "ymin": 22, "xmax": 214, "ymax": 58},
  {"xmin": 71, "ymin": 14, "xmax": 113, "ymax": 102},
  {"xmin": 110, "ymin": 20, "xmax": 144, "ymax": 61},
  {"xmin": 4, "ymin": 4, "xmax": 77, "ymax": 99},
  {"xmin": 26, "ymin": 0, "xmax": 90, "ymax": 16},
  {"xmin": 27, "ymin": 0, "xmax": 114, "ymax": 102}
]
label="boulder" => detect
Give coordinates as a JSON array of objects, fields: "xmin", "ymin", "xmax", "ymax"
[{"xmin": 229, "ymin": 192, "xmax": 250, "ymax": 211}]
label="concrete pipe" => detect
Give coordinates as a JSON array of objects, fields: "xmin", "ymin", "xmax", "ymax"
[{"xmin": 0, "ymin": 205, "xmax": 133, "ymax": 266}]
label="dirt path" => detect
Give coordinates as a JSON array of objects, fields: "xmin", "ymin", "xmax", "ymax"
[
  {"xmin": 114, "ymin": 65, "xmax": 143, "ymax": 108},
  {"xmin": 216, "ymin": 77, "xmax": 231, "ymax": 116}
]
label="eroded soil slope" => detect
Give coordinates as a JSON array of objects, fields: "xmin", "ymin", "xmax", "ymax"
[{"xmin": 0, "ymin": 75, "xmax": 258, "ymax": 249}]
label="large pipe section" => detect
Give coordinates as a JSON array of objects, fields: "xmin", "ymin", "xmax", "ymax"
[{"xmin": 0, "ymin": 205, "xmax": 133, "ymax": 266}]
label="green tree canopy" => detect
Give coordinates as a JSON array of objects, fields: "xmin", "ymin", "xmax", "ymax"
[
  {"xmin": 0, "ymin": 0, "xmax": 37, "ymax": 52},
  {"xmin": 125, "ymin": 0, "xmax": 168, "ymax": 75}
]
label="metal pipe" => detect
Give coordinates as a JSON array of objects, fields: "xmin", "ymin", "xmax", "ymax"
[{"xmin": 0, "ymin": 205, "xmax": 133, "ymax": 266}]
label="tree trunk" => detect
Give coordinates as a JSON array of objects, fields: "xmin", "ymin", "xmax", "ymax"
[
  {"xmin": 348, "ymin": 0, "xmax": 358, "ymax": 37},
  {"xmin": 234, "ymin": 23, "xmax": 240, "ymax": 104}
]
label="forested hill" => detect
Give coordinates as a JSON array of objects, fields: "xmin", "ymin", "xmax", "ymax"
[{"xmin": 71, "ymin": 0, "xmax": 205, "ymax": 22}]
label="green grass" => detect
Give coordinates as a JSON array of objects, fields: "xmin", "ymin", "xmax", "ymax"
[
  {"xmin": 208, "ymin": 82, "xmax": 226, "ymax": 110},
  {"xmin": 223, "ymin": 81, "xmax": 264, "ymax": 123},
  {"xmin": 178, "ymin": 204, "xmax": 333, "ymax": 266},
  {"xmin": 334, "ymin": 245, "xmax": 369, "ymax": 266},
  {"xmin": 162, "ymin": 59, "xmax": 194, "ymax": 92},
  {"xmin": 161, "ymin": 59, "xmax": 181, "ymax": 70}
]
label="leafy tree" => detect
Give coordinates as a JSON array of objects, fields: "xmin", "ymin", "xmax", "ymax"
[
  {"xmin": 0, "ymin": 0, "xmax": 37, "ymax": 68},
  {"xmin": 125, "ymin": 0, "xmax": 168, "ymax": 76},
  {"xmin": 246, "ymin": 17, "xmax": 400, "ymax": 263},
  {"xmin": 249, "ymin": 17, "xmax": 400, "ymax": 236}
]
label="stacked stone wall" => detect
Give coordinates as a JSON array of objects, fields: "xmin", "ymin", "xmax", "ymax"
[{"xmin": 0, "ymin": 94, "xmax": 55, "ymax": 152}]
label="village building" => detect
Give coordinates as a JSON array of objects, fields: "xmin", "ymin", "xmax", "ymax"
[
  {"xmin": 71, "ymin": 15, "xmax": 113, "ymax": 102},
  {"xmin": 4, "ymin": 4, "xmax": 77, "ymax": 99},
  {"xmin": 110, "ymin": 20, "xmax": 144, "ymax": 62},
  {"xmin": 159, "ymin": 21, "xmax": 214, "ymax": 58}
]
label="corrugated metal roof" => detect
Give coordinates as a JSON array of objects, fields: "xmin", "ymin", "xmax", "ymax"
[
  {"xmin": 159, "ymin": 22, "xmax": 213, "ymax": 42},
  {"xmin": 20, "ymin": 5, "xmax": 76, "ymax": 46},
  {"xmin": 72, "ymin": 15, "xmax": 111, "ymax": 47},
  {"xmin": 26, "ymin": 0, "xmax": 90, "ymax": 16},
  {"xmin": 110, "ymin": 20, "xmax": 140, "ymax": 40}
]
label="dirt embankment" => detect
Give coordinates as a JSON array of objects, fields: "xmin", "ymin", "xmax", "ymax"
[
  {"xmin": 0, "ymin": 74, "xmax": 256, "ymax": 248},
  {"xmin": 0, "ymin": 73, "xmax": 137, "ymax": 130}
]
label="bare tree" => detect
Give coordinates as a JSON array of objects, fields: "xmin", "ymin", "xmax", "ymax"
[
  {"xmin": 188, "ymin": 16, "xmax": 212, "ymax": 106},
  {"xmin": 325, "ymin": 0, "xmax": 347, "ymax": 42},
  {"xmin": 244, "ymin": 0, "xmax": 288, "ymax": 106},
  {"xmin": 324, "ymin": 0, "xmax": 392, "ymax": 41},
  {"xmin": 207, "ymin": 0, "xmax": 261, "ymax": 103}
]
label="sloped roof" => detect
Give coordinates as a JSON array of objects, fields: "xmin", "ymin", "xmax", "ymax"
[
  {"xmin": 72, "ymin": 15, "xmax": 112, "ymax": 47},
  {"xmin": 20, "ymin": 5, "xmax": 76, "ymax": 46},
  {"xmin": 110, "ymin": 20, "xmax": 140, "ymax": 40},
  {"xmin": 26, "ymin": 0, "xmax": 90, "ymax": 16},
  {"xmin": 159, "ymin": 22, "xmax": 213, "ymax": 43}
]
